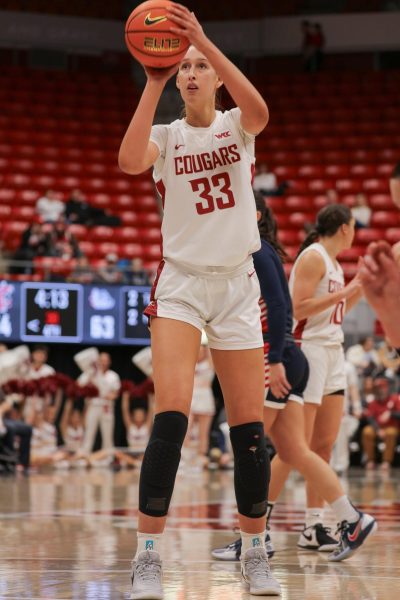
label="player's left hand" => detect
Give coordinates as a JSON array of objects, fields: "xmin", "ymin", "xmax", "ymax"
[
  {"xmin": 167, "ymin": 3, "xmax": 208, "ymax": 48},
  {"xmin": 269, "ymin": 363, "xmax": 291, "ymax": 399}
]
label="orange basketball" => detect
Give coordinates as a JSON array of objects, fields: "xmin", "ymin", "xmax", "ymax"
[{"xmin": 125, "ymin": 0, "xmax": 190, "ymax": 68}]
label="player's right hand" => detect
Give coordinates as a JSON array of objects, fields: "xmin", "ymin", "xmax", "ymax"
[{"xmin": 144, "ymin": 63, "xmax": 179, "ymax": 83}]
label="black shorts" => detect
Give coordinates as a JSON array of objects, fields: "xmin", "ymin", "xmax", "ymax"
[{"xmin": 264, "ymin": 342, "xmax": 310, "ymax": 409}]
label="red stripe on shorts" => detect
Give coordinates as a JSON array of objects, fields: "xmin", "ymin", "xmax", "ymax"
[{"xmin": 143, "ymin": 259, "xmax": 165, "ymax": 318}]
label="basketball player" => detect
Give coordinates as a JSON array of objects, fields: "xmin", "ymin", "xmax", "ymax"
[
  {"xmin": 212, "ymin": 195, "xmax": 376, "ymax": 562},
  {"xmin": 360, "ymin": 241, "xmax": 400, "ymax": 348},
  {"xmin": 119, "ymin": 4, "xmax": 281, "ymax": 598},
  {"xmin": 269, "ymin": 204, "xmax": 364, "ymax": 549}
]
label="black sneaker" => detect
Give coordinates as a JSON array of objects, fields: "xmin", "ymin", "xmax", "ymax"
[
  {"xmin": 297, "ymin": 523, "xmax": 338, "ymax": 552},
  {"xmin": 212, "ymin": 531, "xmax": 275, "ymax": 561}
]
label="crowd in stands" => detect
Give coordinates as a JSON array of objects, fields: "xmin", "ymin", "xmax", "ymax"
[
  {"xmin": 1, "ymin": 333, "xmax": 400, "ymax": 477},
  {"xmin": 1, "ymin": 187, "xmax": 154, "ymax": 284}
]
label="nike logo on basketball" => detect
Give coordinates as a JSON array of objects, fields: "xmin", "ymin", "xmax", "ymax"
[
  {"xmin": 175, "ymin": 144, "xmax": 185, "ymax": 150},
  {"xmin": 144, "ymin": 13, "xmax": 167, "ymax": 26}
]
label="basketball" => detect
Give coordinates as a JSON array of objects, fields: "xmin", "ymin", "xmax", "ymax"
[{"xmin": 125, "ymin": 0, "xmax": 190, "ymax": 68}]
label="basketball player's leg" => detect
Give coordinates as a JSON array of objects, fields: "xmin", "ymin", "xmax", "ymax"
[
  {"xmin": 306, "ymin": 393, "xmax": 344, "ymax": 508},
  {"xmin": 212, "ymin": 346, "xmax": 281, "ymax": 594},
  {"xmin": 138, "ymin": 317, "xmax": 201, "ymax": 536}
]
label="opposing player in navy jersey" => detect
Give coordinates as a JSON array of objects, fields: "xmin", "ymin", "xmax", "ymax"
[
  {"xmin": 212, "ymin": 193, "xmax": 377, "ymax": 563},
  {"xmin": 119, "ymin": 3, "xmax": 280, "ymax": 598}
]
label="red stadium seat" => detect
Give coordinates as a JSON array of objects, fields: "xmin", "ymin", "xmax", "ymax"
[
  {"xmin": 89, "ymin": 226, "xmax": 115, "ymax": 242},
  {"xmin": 288, "ymin": 212, "xmax": 314, "ymax": 229},
  {"xmin": 278, "ymin": 230, "xmax": 302, "ymax": 245},
  {"xmin": 370, "ymin": 211, "xmax": 400, "ymax": 228},
  {"xmin": 339, "ymin": 247, "xmax": 365, "ymax": 262},
  {"xmin": 285, "ymin": 196, "xmax": 315, "ymax": 212},
  {"xmin": 122, "ymin": 243, "xmax": 144, "ymax": 259},
  {"xmin": 68, "ymin": 224, "xmax": 88, "ymax": 240},
  {"xmin": 355, "ymin": 228, "xmax": 383, "ymax": 245},
  {"xmin": 79, "ymin": 241, "xmax": 96, "ymax": 258},
  {"xmin": 368, "ymin": 194, "xmax": 393, "ymax": 210},
  {"xmin": 363, "ymin": 178, "xmax": 389, "ymax": 193}
]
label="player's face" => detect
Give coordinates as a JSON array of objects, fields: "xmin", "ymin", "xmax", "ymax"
[
  {"xmin": 341, "ymin": 217, "xmax": 355, "ymax": 249},
  {"xmin": 176, "ymin": 46, "xmax": 222, "ymax": 105}
]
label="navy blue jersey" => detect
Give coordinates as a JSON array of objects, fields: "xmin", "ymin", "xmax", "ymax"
[{"xmin": 253, "ymin": 239, "xmax": 294, "ymax": 363}]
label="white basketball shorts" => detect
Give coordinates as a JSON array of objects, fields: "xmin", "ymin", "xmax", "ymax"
[
  {"xmin": 144, "ymin": 258, "xmax": 263, "ymax": 351},
  {"xmin": 300, "ymin": 342, "xmax": 346, "ymax": 405}
]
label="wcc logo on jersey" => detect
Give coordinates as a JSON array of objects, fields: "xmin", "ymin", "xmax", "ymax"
[{"xmin": 215, "ymin": 130, "xmax": 232, "ymax": 139}]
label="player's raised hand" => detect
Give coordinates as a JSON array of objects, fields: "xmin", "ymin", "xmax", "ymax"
[
  {"xmin": 167, "ymin": 3, "xmax": 208, "ymax": 49},
  {"xmin": 144, "ymin": 63, "xmax": 179, "ymax": 83}
]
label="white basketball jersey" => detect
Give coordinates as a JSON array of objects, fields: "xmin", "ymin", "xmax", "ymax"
[
  {"xmin": 150, "ymin": 107, "xmax": 260, "ymax": 267},
  {"xmin": 289, "ymin": 242, "xmax": 345, "ymax": 345}
]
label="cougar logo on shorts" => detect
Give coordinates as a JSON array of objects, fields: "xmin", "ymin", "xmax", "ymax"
[
  {"xmin": 145, "ymin": 540, "xmax": 154, "ymax": 550},
  {"xmin": 144, "ymin": 13, "xmax": 167, "ymax": 26}
]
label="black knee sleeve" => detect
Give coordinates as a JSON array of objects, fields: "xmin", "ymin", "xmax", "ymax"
[
  {"xmin": 139, "ymin": 411, "xmax": 188, "ymax": 517},
  {"xmin": 230, "ymin": 422, "xmax": 270, "ymax": 519}
]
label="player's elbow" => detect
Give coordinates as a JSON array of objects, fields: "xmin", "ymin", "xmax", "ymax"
[{"xmin": 118, "ymin": 154, "xmax": 142, "ymax": 176}]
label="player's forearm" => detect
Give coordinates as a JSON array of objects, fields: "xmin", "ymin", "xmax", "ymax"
[
  {"xmin": 118, "ymin": 80, "xmax": 164, "ymax": 174},
  {"xmin": 197, "ymin": 38, "xmax": 269, "ymax": 133},
  {"xmin": 345, "ymin": 289, "xmax": 363, "ymax": 313},
  {"xmin": 293, "ymin": 290, "xmax": 346, "ymax": 321}
]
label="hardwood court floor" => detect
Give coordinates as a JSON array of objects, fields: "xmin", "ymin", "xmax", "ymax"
[{"xmin": 0, "ymin": 466, "xmax": 399, "ymax": 599}]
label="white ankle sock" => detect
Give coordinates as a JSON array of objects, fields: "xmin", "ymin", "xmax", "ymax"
[
  {"xmin": 305, "ymin": 507, "xmax": 324, "ymax": 528},
  {"xmin": 135, "ymin": 532, "xmax": 163, "ymax": 559},
  {"xmin": 330, "ymin": 495, "xmax": 359, "ymax": 524},
  {"xmin": 241, "ymin": 531, "xmax": 266, "ymax": 555}
]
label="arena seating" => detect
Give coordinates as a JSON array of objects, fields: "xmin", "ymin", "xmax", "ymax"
[{"xmin": 0, "ymin": 66, "xmax": 399, "ymax": 280}]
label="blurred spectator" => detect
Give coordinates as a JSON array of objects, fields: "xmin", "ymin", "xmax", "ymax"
[
  {"xmin": 26, "ymin": 345, "xmax": 55, "ymax": 380},
  {"xmin": 124, "ymin": 258, "xmax": 151, "ymax": 286},
  {"xmin": 66, "ymin": 188, "xmax": 121, "ymax": 227},
  {"xmin": 377, "ymin": 338, "xmax": 400, "ymax": 383},
  {"xmin": 69, "ymin": 256, "xmax": 94, "ymax": 284},
  {"xmin": 11, "ymin": 222, "xmax": 48, "ymax": 274},
  {"xmin": 346, "ymin": 336, "xmax": 381, "ymax": 377},
  {"xmin": 0, "ymin": 397, "xmax": 32, "ymax": 475},
  {"xmin": 362, "ymin": 378, "xmax": 400, "ymax": 471},
  {"xmin": 253, "ymin": 163, "xmax": 288, "ymax": 196},
  {"xmin": 36, "ymin": 189, "xmax": 65, "ymax": 223},
  {"xmin": 313, "ymin": 23, "xmax": 325, "ymax": 71},
  {"xmin": 352, "ymin": 193, "xmax": 371, "ymax": 229},
  {"xmin": 301, "ymin": 20, "xmax": 313, "ymax": 71},
  {"xmin": 45, "ymin": 218, "xmax": 82, "ymax": 260},
  {"xmin": 302, "ymin": 21, "xmax": 325, "ymax": 72},
  {"xmin": 331, "ymin": 360, "xmax": 362, "ymax": 474},
  {"xmin": 96, "ymin": 253, "xmax": 123, "ymax": 284},
  {"xmin": 326, "ymin": 188, "xmax": 338, "ymax": 204}
]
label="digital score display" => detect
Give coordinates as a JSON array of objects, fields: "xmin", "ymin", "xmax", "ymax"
[
  {"xmin": 0, "ymin": 280, "xmax": 151, "ymax": 346},
  {"xmin": 21, "ymin": 283, "xmax": 82, "ymax": 342}
]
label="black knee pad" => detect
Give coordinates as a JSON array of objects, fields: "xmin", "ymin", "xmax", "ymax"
[
  {"xmin": 230, "ymin": 422, "xmax": 270, "ymax": 519},
  {"xmin": 139, "ymin": 411, "xmax": 188, "ymax": 517}
]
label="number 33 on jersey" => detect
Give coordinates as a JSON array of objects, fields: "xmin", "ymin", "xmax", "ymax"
[{"xmin": 149, "ymin": 107, "xmax": 260, "ymax": 267}]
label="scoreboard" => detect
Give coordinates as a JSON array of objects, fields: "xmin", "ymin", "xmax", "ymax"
[{"xmin": 0, "ymin": 280, "xmax": 151, "ymax": 345}]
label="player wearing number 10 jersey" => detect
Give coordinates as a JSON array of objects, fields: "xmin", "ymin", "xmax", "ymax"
[{"xmin": 269, "ymin": 204, "xmax": 364, "ymax": 552}]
